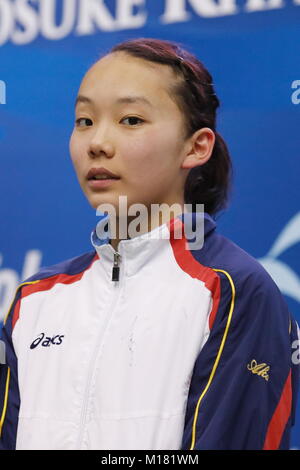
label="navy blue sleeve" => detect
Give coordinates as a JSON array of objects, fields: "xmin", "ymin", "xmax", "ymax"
[
  {"xmin": 0, "ymin": 289, "xmax": 22, "ymax": 450},
  {"xmin": 181, "ymin": 267, "xmax": 300, "ymax": 450}
]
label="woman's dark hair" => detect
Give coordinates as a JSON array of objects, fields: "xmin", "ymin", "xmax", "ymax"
[{"xmin": 105, "ymin": 37, "xmax": 233, "ymax": 217}]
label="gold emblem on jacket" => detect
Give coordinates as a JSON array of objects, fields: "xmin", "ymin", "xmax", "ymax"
[{"xmin": 247, "ymin": 359, "xmax": 270, "ymax": 381}]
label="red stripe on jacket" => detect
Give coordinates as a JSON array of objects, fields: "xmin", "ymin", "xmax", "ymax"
[
  {"xmin": 167, "ymin": 217, "xmax": 221, "ymax": 330},
  {"xmin": 12, "ymin": 254, "xmax": 98, "ymax": 331},
  {"xmin": 263, "ymin": 369, "xmax": 292, "ymax": 450}
]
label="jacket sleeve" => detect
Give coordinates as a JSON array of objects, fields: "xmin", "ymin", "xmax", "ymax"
[
  {"xmin": 0, "ymin": 288, "xmax": 22, "ymax": 450},
  {"xmin": 181, "ymin": 267, "xmax": 300, "ymax": 450}
]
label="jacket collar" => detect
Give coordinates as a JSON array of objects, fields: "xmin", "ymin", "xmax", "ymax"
[{"xmin": 90, "ymin": 212, "xmax": 216, "ymax": 270}]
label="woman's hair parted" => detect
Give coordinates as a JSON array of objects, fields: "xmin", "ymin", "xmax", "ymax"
[{"xmin": 104, "ymin": 37, "xmax": 233, "ymax": 217}]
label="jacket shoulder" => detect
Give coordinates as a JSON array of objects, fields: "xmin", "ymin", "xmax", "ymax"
[
  {"xmin": 21, "ymin": 249, "xmax": 97, "ymax": 284},
  {"xmin": 200, "ymin": 229, "xmax": 280, "ymax": 295}
]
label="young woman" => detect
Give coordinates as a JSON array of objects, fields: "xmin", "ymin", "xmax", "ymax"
[{"xmin": 0, "ymin": 38, "xmax": 299, "ymax": 450}]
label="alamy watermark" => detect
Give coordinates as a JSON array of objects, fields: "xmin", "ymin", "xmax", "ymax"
[
  {"xmin": 0, "ymin": 339, "xmax": 5, "ymax": 364},
  {"xmin": 292, "ymin": 339, "xmax": 300, "ymax": 365},
  {"xmin": 0, "ymin": 80, "xmax": 6, "ymax": 104},
  {"xmin": 95, "ymin": 198, "xmax": 205, "ymax": 250},
  {"xmin": 291, "ymin": 80, "xmax": 300, "ymax": 105}
]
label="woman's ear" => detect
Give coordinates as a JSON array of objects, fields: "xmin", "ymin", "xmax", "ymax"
[{"xmin": 181, "ymin": 128, "xmax": 215, "ymax": 170}]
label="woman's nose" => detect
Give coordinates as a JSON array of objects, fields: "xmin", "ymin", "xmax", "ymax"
[{"xmin": 88, "ymin": 127, "xmax": 115, "ymax": 159}]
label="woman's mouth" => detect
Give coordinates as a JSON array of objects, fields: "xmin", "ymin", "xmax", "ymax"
[
  {"xmin": 87, "ymin": 177, "xmax": 120, "ymax": 189},
  {"xmin": 86, "ymin": 167, "xmax": 121, "ymax": 188}
]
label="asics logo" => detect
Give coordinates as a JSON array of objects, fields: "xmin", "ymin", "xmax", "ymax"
[{"xmin": 30, "ymin": 332, "xmax": 64, "ymax": 349}]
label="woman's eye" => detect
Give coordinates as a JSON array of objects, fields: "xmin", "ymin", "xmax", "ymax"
[
  {"xmin": 75, "ymin": 116, "xmax": 144, "ymax": 127},
  {"xmin": 121, "ymin": 116, "xmax": 144, "ymax": 126},
  {"xmin": 75, "ymin": 118, "xmax": 93, "ymax": 127}
]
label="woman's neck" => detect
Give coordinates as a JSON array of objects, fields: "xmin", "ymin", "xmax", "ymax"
[{"xmin": 109, "ymin": 203, "xmax": 185, "ymax": 252}]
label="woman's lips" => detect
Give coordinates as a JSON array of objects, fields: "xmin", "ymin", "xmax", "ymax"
[{"xmin": 87, "ymin": 178, "xmax": 120, "ymax": 189}]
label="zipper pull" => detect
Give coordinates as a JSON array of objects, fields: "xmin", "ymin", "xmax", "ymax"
[{"xmin": 112, "ymin": 252, "xmax": 121, "ymax": 281}]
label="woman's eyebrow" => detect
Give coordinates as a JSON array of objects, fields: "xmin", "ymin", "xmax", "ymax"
[
  {"xmin": 116, "ymin": 96, "xmax": 154, "ymax": 108},
  {"xmin": 75, "ymin": 95, "xmax": 93, "ymax": 108},
  {"xmin": 75, "ymin": 94, "xmax": 153, "ymax": 109}
]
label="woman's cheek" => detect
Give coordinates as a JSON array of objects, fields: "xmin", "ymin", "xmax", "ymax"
[
  {"xmin": 69, "ymin": 137, "xmax": 83, "ymax": 167},
  {"xmin": 122, "ymin": 138, "xmax": 160, "ymax": 174},
  {"xmin": 69, "ymin": 134, "xmax": 77, "ymax": 163}
]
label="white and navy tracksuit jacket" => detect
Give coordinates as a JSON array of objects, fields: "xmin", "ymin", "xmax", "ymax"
[{"xmin": 0, "ymin": 212, "xmax": 299, "ymax": 450}]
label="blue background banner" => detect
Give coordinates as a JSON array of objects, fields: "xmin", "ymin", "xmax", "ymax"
[{"xmin": 0, "ymin": 0, "xmax": 299, "ymax": 448}]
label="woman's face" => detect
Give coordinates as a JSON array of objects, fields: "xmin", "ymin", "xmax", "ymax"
[{"xmin": 69, "ymin": 51, "xmax": 190, "ymax": 214}]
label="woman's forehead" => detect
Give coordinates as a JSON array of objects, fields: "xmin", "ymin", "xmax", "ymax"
[{"xmin": 79, "ymin": 52, "xmax": 177, "ymax": 103}]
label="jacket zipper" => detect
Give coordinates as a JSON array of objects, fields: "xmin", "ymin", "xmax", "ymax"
[
  {"xmin": 112, "ymin": 252, "xmax": 121, "ymax": 281},
  {"xmin": 76, "ymin": 246, "xmax": 123, "ymax": 449}
]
